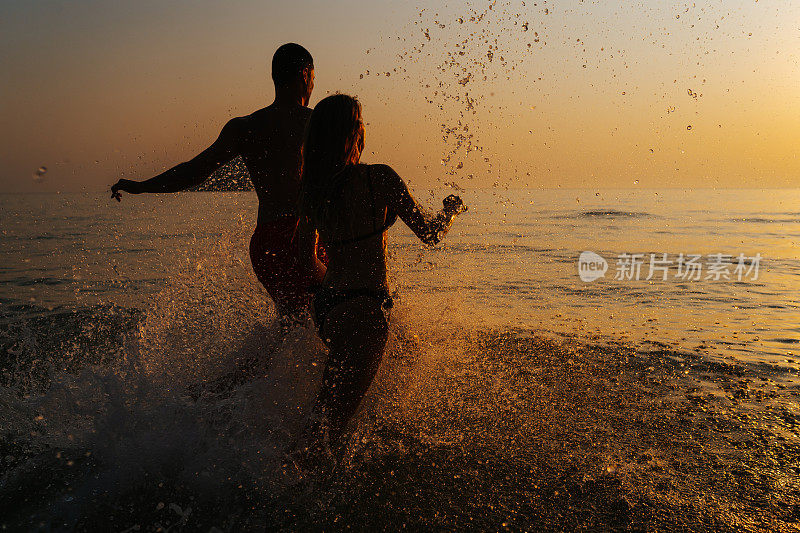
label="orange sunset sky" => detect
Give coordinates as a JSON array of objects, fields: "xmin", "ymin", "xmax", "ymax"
[{"xmin": 1, "ymin": 0, "xmax": 798, "ymax": 193}]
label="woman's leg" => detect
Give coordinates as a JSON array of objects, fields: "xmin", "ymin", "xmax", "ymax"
[{"xmin": 311, "ymin": 295, "xmax": 389, "ymax": 447}]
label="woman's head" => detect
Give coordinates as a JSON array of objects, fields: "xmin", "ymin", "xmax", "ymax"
[
  {"xmin": 304, "ymin": 94, "xmax": 364, "ymax": 170},
  {"xmin": 300, "ymin": 94, "xmax": 365, "ymax": 226}
]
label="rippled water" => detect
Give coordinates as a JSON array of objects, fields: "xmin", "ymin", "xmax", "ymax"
[
  {"xmin": 7, "ymin": 189, "xmax": 798, "ymax": 364},
  {"xmin": 1, "ymin": 190, "xmax": 798, "ymax": 530},
  {"xmin": 398, "ymin": 188, "xmax": 800, "ymax": 369}
]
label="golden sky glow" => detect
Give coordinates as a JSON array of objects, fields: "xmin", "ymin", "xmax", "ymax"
[{"xmin": 1, "ymin": 0, "xmax": 798, "ymax": 192}]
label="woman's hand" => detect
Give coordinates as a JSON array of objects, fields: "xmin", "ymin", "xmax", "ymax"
[
  {"xmin": 110, "ymin": 179, "xmax": 143, "ymax": 201},
  {"xmin": 443, "ymin": 194, "xmax": 467, "ymax": 215}
]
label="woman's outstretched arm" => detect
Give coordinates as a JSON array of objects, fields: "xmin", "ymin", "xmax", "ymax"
[{"xmin": 373, "ymin": 164, "xmax": 466, "ymax": 245}]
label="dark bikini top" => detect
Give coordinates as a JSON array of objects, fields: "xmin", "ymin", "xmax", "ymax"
[{"xmin": 324, "ymin": 164, "xmax": 398, "ymax": 248}]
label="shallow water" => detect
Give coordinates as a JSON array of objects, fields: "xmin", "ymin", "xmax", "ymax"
[{"xmin": 0, "ymin": 190, "xmax": 798, "ymax": 530}]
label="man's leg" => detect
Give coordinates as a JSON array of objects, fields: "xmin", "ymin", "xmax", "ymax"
[{"xmin": 249, "ymin": 224, "xmax": 312, "ymax": 319}]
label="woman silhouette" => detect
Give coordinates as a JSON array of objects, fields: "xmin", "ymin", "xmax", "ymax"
[{"xmin": 297, "ymin": 94, "xmax": 466, "ymax": 451}]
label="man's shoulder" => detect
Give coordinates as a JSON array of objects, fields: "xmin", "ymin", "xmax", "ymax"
[
  {"xmin": 227, "ymin": 106, "xmax": 270, "ymax": 126},
  {"xmin": 220, "ymin": 115, "xmax": 249, "ymax": 136},
  {"xmin": 222, "ymin": 109, "xmax": 269, "ymax": 137},
  {"xmin": 238, "ymin": 105, "xmax": 312, "ymax": 125},
  {"xmin": 233, "ymin": 109, "xmax": 265, "ymax": 125}
]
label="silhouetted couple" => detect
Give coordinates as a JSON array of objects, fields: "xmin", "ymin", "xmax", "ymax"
[{"xmin": 111, "ymin": 43, "xmax": 466, "ymax": 455}]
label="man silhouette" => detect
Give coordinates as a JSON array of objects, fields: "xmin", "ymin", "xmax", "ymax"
[{"xmin": 111, "ymin": 43, "xmax": 327, "ymax": 320}]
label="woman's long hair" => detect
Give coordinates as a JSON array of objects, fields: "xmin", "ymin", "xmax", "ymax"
[{"xmin": 299, "ymin": 93, "xmax": 365, "ymax": 230}]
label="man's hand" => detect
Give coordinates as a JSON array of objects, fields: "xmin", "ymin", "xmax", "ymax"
[{"xmin": 110, "ymin": 179, "xmax": 143, "ymax": 201}]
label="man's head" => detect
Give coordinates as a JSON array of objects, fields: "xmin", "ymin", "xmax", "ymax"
[{"xmin": 272, "ymin": 43, "xmax": 314, "ymax": 104}]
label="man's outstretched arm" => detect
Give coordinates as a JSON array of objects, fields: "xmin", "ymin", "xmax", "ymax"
[{"xmin": 111, "ymin": 119, "xmax": 241, "ymax": 199}]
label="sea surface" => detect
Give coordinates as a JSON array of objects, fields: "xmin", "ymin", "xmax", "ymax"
[{"xmin": 1, "ymin": 189, "xmax": 799, "ymax": 530}]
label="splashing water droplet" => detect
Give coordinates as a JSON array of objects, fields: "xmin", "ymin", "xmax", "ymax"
[{"xmin": 32, "ymin": 166, "xmax": 48, "ymax": 182}]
